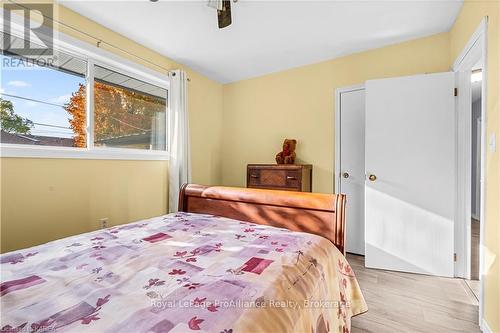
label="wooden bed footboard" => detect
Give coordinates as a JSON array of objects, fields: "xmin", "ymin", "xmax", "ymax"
[{"xmin": 178, "ymin": 184, "xmax": 347, "ymax": 254}]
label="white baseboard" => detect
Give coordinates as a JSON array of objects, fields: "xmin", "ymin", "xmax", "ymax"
[{"xmin": 481, "ymin": 319, "xmax": 493, "ymax": 333}]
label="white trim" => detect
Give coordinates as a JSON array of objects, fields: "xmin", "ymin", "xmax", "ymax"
[
  {"xmin": 1, "ymin": 10, "xmax": 170, "ymax": 161},
  {"xmin": 452, "ymin": 19, "xmax": 487, "ymax": 71},
  {"xmin": 86, "ymin": 59, "xmax": 95, "ymax": 149},
  {"xmin": 0, "ymin": 144, "xmax": 169, "ymax": 160},
  {"xmin": 481, "ymin": 319, "xmax": 493, "ymax": 333},
  {"xmin": 478, "ymin": 17, "xmax": 488, "ymax": 327},
  {"xmin": 452, "ymin": 17, "xmax": 488, "ymax": 325},
  {"xmin": 334, "ymin": 84, "xmax": 365, "ymax": 194},
  {"xmin": 473, "ymin": 117, "xmax": 482, "ymax": 220}
]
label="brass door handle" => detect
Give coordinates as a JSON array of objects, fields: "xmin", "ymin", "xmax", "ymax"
[
  {"xmin": 343, "ymin": 172, "xmax": 349, "ymax": 179},
  {"xmin": 286, "ymin": 176, "xmax": 297, "ymax": 180},
  {"xmin": 250, "ymin": 174, "xmax": 259, "ymax": 178},
  {"xmin": 368, "ymin": 174, "xmax": 377, "ymax": 181}
]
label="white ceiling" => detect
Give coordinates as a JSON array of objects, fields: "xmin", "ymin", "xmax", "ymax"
[{"xmin": 61, "ymin": 0, "xmax": 463, "ymax": 83}]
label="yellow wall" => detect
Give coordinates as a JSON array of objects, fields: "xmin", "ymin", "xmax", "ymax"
[
  {"xmin": 0, "ymin": 159, "xmax": 167, "ymax": 251},
  {"xmin": 222, "ymin": 32, "xmax": 450, "ymax": 193},
  {"xmin": 450, "ymin": 1, "xmax": 500, "ymax": 331},
  {"xmin": 0, "ymin": 2, "xmax": 224, "ymax": 252}
]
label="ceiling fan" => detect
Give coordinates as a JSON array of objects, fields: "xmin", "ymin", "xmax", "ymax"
[
  {"xmin": 207, "ymin": 0, "xmax": 235, "ymax": 29},
  {"xmin": 150, "ymin": 0, "xmax": 235, "ymax": 29}
]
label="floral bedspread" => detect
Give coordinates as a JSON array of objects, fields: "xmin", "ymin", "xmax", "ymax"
[{"xmin": 1, "ymin": 212, "xmax": 367, "ymax": 333}]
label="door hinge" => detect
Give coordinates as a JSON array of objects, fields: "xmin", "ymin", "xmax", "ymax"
[
  {"xmin": 454, "ymin": 253, "xmax": 457, "ymax": 262},
  {"xmin": 454, "ymin": 88, "xmax": 458, "ymax": 96}
]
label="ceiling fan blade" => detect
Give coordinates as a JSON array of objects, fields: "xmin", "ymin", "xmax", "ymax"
[{"xmin": 217, "ymin": 0, "xmax": 232, "ymax": 29}]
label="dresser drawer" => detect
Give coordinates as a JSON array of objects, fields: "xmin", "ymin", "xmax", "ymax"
[
  {"xmin": 247, "ymin": 168, "xmax": 262, "ymax": 186},
  {"xmin": 247, "ymin": 165, "xmax": 311, "ymax": 192}
]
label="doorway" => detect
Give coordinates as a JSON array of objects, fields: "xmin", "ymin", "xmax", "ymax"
[
  {"xmin": 451, "ymin": 17, "xmax": 487, "ymax": 327},
  {"xmin": 335, "ymin": 85, "xmax": 365, "ymax": 255},
  {"xmin": 467, "ymin": 68, "xmax": 483, "ymax": 301}
]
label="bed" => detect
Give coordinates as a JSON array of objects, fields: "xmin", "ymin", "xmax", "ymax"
[{"xmin": 1, "ymin": 184, "xmax": 367, "ymax": 333}]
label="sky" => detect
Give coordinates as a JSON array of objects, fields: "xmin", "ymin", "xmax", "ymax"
[{"xmin": 1, "ymin": 54, "xmax": 85, "ymax": 138}]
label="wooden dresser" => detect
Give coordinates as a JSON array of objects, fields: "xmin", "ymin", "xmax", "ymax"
[{"xmin": 247, "ymin": 164, "xmax": 312, "ymax": 192}]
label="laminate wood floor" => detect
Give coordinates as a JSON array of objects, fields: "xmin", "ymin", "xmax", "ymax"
[
  {"xmin": 471, "ymin": 219, "xmax": 480, "ymax": 281},
  {"xmin": 347, "ymin": 254, "xmax": 480, "ymax": 333}
]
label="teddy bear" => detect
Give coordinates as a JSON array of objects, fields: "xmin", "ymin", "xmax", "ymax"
[{"xmin": 275, "ymin": 139, "xmax": 297, "ymax": 164}]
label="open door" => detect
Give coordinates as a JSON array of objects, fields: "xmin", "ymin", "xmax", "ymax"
[{"xmin": 365, "ymin": 72, "xmax": 455, "ymax": 277}]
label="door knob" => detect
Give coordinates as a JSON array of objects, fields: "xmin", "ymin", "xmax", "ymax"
[
  {"xmin": 368, "ymin": 174, "xmax": 377, "ymax": 181},
  {"xmin": 343, "ymin": 172, "xmax": 349, "ymax": 178}
]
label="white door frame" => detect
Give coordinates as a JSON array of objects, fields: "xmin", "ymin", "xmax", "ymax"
[
  {"xmin": 334, "ymin": 84, "xmax": 365, "ymax": 193},
  {"xmin": 474, "ymin": 118, "xmax": 481, "ymax": 220},
  {"xmin": 452, "ymin": 17, "xmax": 487, "ymax": 326}
]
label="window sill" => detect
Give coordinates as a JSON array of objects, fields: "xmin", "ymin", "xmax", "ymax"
[{"xmin": 0, "ymin": 144, "xmax": 169, "ymax": 161}]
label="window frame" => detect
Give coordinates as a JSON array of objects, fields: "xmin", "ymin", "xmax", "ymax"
[{"xmin": 1, "ymin": 16, "xmax": 170, "ymax": 161}]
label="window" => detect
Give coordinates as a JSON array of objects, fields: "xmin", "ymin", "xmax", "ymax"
[
  {"xmin": 93, "ymin": 65, "xmax": 167, "ymax": 151},
  {"xmin": 1, "ymin": 33, "xmax": 87, "ymax": 148},
  {"xmin": 1, "ymin": 29, "xmax": 169, "ymax": 159}
]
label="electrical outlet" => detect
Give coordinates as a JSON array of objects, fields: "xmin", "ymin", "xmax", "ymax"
[{"xmin": 99, "ymin": 218, "xmax": 109, "ymax": 229}]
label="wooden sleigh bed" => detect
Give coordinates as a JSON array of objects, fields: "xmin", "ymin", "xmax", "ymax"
[
  {"xmin": 179, "ymin": 183, "xmax": 347, "ymax": 254},
  {"xmin": 1, "ymin": 184, "xmax": 366, "ymax": 333}
]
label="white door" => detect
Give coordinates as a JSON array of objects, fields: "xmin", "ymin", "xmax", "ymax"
[
  {"xmin": 338, "ymin": 88, "xmax": 365, "ymax": 255},
  {"xmin": 365, "ymin": 72, "xmax": 455, "ymax": 277}
]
